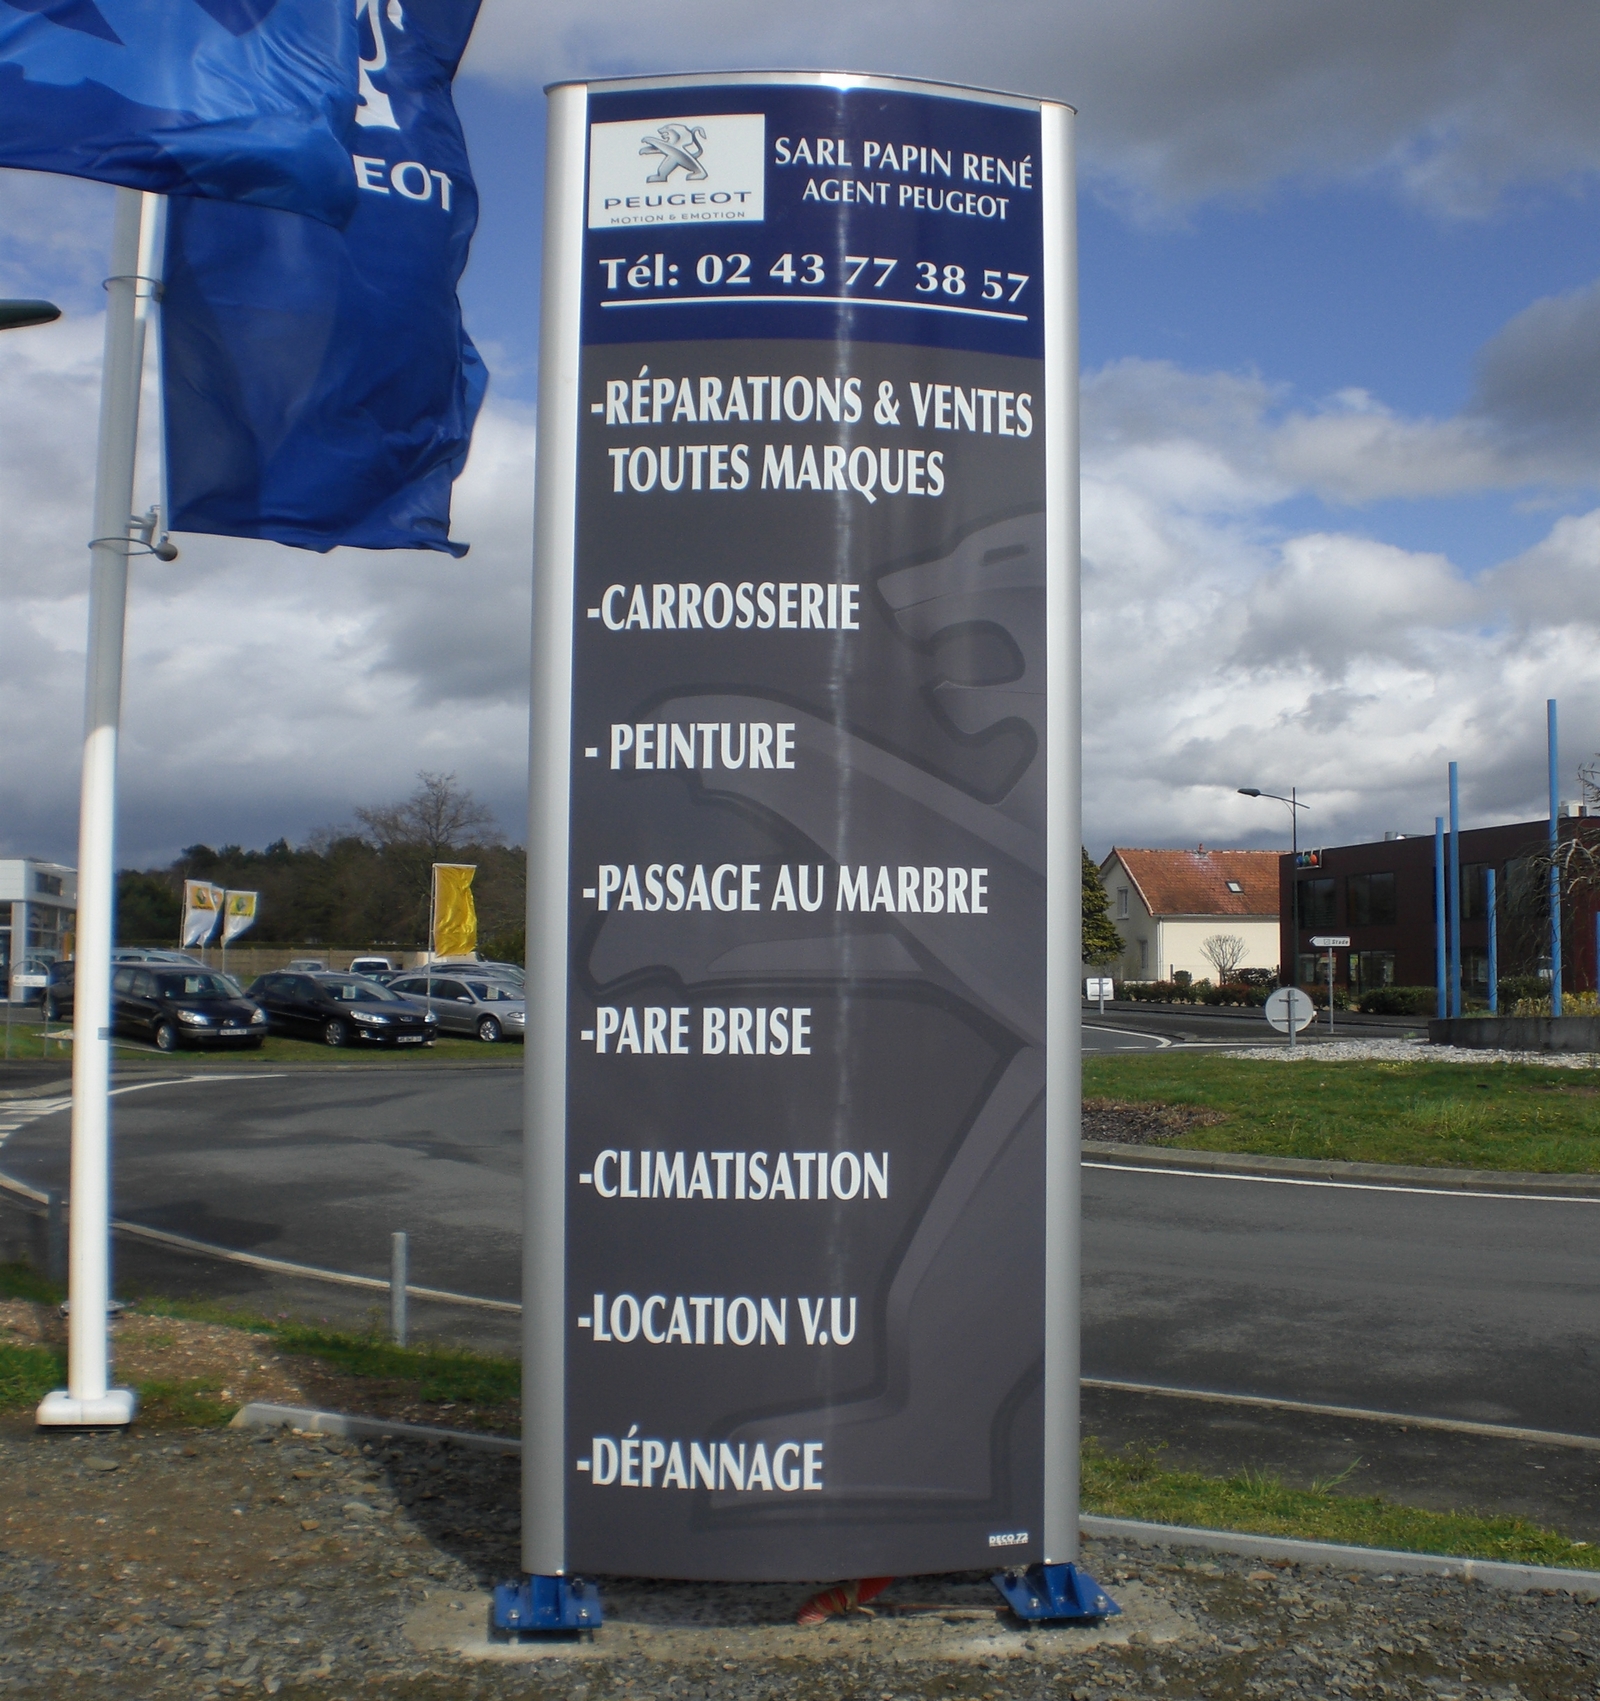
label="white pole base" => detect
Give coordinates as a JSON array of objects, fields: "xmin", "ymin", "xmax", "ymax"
[{"xmin": 36, "ymin": 1388, "xmax": 138, "ymax": 1427}]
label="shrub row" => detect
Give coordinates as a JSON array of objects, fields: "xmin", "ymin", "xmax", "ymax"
[{"xmin": 1114, "ymin": 979, "xmax": 1275, "ymax": 1007}]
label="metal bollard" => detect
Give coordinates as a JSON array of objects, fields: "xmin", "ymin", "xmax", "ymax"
[
  {"xmin": 45, "ymin": 1189, "xmax": 65, "ymax": 1290},
  {"xmin": 389, "ymin": 1231, "xmax": 408, "ymax": 1347}
]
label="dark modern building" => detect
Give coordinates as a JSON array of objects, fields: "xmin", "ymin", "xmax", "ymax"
[{"xmin": 1278, "ymin": 816, "xmax": 1600, "ymax": 995}]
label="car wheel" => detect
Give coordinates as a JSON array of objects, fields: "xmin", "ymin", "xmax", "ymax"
[
  {"xmin": 322, "ymin": 1020, "xmax": 348, "ymax": 1048},
  {"xmin": 476, "ymin": 1015, "xmax": 502, "ymax": 1044},
  {"xmin": 153, "ymin": 1020, "xmax": 178, "ymax": 1053}
]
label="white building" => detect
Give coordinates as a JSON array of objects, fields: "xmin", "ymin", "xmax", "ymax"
[
  {"xmin": 1099, "ymin": 847, "xmax": 1279, "ymax": 984},
  {"xmin": 0, "ymin": 859, "xmax": 77, "ymax": 1002}
]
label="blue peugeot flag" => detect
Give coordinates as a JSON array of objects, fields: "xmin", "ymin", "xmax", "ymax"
[
  {"xmin": 160, "ymin": 0, "xmax": 484, "ymax": 555},
  {"xmin": 0, "ymin": 0, "xmax": 357, "ymax": 224}
]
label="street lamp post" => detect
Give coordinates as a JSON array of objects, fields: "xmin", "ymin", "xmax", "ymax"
[
  {"xmin": 1239, "ymin": 787, "xmax": 1310, "ymax": 990},
  {"xmin": 0, "ymin": 300, "xmax": 61, "ymax": 331}
]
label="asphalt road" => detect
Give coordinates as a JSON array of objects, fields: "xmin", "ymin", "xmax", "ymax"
[{"xmin": 1, "ymin": 1042, "xmax": 1593, "ymax": 1439}]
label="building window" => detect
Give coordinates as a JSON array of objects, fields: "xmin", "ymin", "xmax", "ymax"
[
  {"xmin": 1225, "ymin": 879, "xmax": 1243, "ymax": 893},
  {"xmin": 1116, "ymin": 888, "xmax": 1129, "ymax": 920},
  {"xmin": 1460, "ymin": 864, "xmax": 1491, "ymax": 920},
  {"xmin": 1351, "ymin": 950, "xmax": 1396, "ymax": 993},
  {"xmin": 33, "ymin": 872, "xmax": 62, "ymax": 897},
  {"xmin": 1298, "ymin": 877, "xmax": 1337, "ymax": 927},
  {"xmin": 1347, "ymin": 871, "xmax": 1396, "ymax": 926},
  {"xmin": 1464, "ymin": 948, "xmax": 1490, "ymax": 988},
  {"xmin": 1297, "ymin": 953, "xmax": 1321, "ymax": 986}
]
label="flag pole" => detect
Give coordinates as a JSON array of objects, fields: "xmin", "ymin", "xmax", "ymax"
[{"xmin": 38, "ymin": 187, "xmax": 162, "ymax": 1427}]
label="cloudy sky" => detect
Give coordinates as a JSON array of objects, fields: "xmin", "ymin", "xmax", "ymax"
[{"xmin": 5, "ymin": 1, "xmax": 1600, "ymax": 869}]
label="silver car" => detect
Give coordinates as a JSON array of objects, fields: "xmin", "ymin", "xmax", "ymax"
[{"xmin": 389, "ymin": 972, "xmax": 526, "ymax": 1043}]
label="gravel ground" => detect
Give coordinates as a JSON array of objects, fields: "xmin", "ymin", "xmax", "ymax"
[
  {"xmin": 1081, "ymin": 1100, "xmax": 1226, "ymax": 1146},
  {"xmin": 1220, "ymin": 1038, "xmax": 1600, "ymax": 1068},
  {"xmin": 1, "ymin": 1420, "xmax": 1596, "ymax": 1699}
]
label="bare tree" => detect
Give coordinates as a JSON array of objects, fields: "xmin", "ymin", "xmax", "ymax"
[
  {"xmin": 1200, "ymin": 933, "xmax": 1248, "ymax": 983},
  {"xmin": 355, "ymin": 771, "xmax": 502, "ymax": 858}
]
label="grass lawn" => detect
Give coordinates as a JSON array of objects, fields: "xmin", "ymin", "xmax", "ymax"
[
  {"xmin": 1084, "ymin": 1052, "xmax": 1600, "ymax": 1172},
  {"xmin": 0, "ymin": 1026, "xmax": 522, "ymax": 1067},
  {"xmin": 1082, "ymin": 1436, "xmax": 1600, "ymax": 1573}
]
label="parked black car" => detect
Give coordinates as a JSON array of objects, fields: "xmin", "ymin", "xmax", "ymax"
[
  {"xmin": 45, "ymin": 951, "xmax": 208, "ymax": 1021},
  {"xmin": 87, "ymin": 965, "xmax": 267, "ymax": 1051},
  {"xmin": 244, "ymin": 971, "xmax": 438, "ymax": 1048}
]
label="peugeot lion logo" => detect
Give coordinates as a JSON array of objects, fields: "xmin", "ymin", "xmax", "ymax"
[{"xmin": 640, "ymin": 123, "xmax": 709, "ymax": 183}]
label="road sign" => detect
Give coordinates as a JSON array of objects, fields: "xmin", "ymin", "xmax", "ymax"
[
  {"xmin": 1265, "ymin": 987, "xmax": 1316, "ymax": 1034},
  {"xmin": 1309, "ymin": 935, "xmax": 1349, "ymax": 949},
  {"xmin": 10, "ymin": 973, "xmax": 49, "ymax": 989},
  {"xmin": 1085, "ymin": 978, "xmax": 1114, "ymax": 1001},
  {"xmin": 524, "ymin": 71, "xmax": 1079, "ymax": 1587}
]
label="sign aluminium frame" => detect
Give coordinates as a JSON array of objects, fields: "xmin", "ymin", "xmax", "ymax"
[{"xmin": 522, "ymin": 69, "xmax": 1081, "ymax": 1583}]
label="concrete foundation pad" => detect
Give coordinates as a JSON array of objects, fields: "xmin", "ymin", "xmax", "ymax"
[{"xmin": 405, "ymin": 1569, "xmax": 1194, "ymax": 1664}]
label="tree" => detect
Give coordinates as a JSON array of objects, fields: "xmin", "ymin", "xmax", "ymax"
[
  {"xmin": 1082, "ymin": 849, "xmax": 1123, "ymax": 966},
  {"xmin": 354, "ymin": 770, "xmax": 502, "ymax": 858},
  {"xmin": 1201, "ymin": 933, "xmax": 1248, "ymax": 983},
  {"xmin": 352, "ymin": 772, "xmax": 506, "ymax": 943}
]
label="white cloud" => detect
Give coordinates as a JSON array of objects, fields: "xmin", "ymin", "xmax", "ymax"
[
  {"xmin": 1077, "ymin": 356, "xmax": 1600, "ymax": 855},
  {"xmin": 464, "ymin": 0, "xmax": 1600, "ymax": 218}
]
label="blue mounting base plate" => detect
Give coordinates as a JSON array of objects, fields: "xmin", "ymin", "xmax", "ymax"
[
  {"xmin": 492, "ymin": 1575, "xmax": 603, "ymax": 1635},
  {"xmin": 992, "ymin": 1562, "xmax": 1120, "ymax": 1622}
]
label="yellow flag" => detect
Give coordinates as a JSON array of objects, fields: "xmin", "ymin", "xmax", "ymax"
[{"xmin": 431, "ymin": 863, "xmax": 477, "ymax": 958}]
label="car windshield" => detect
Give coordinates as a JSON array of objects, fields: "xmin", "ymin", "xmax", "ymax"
[
  {"xmin": 156, "ymin": 973, "xmax": 235, "ymax": 1001},
  {"xmin": 319, "ymin": 979, "xmax": 401, "ymax": 1003}
]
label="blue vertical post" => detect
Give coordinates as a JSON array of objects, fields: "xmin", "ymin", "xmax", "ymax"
[
  {"xmin": 1549, "ymin": 699, "xmax": 1562, "ymax": 1017},
  {"xmin": 1448, "ymin": 762, "xmax": 1462, "ymax": 1019},
  {"xmin": 1434, "ymin": 816, "xmax": 1446, "ymax": 1021},
  {"xmin": 1486, "ymin": 867, "xmax": 1498, "ymax": 1014}
]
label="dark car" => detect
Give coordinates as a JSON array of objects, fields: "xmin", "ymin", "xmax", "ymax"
[
  {"xmin": 46, "ymin": 951, "xmax": 206, "ymax": 1020},
  {"xmin": 106, "ymin": 965, "xmax": 267, "ymax": 1051},
  {"xmin": 245, "ymin": 971, "xmax": 438, "ymax": 1048}
]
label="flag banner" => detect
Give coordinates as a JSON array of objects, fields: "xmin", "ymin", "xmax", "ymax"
[
  {"xmin": 431, "ymin": 862, "xmax": 476, "ymax": 958},
  {"xmin": 180, "ymin": 879, "xmax": 224, "ymax": 947},
  {"xmin": 221, "ymin": 889, "xmax": 259, "ymax": 945},
  {"xmin": 160, "ymin": 0, "xmax": 485, "ymax": 555},
  {"xmin": 0, "ymin": 0, "xmax": 357, "ymax": 225}
]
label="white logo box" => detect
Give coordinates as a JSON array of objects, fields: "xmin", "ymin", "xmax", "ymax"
[{"xmin": 587, "ymin": 113, "xmax": 766, "ymax": 229}]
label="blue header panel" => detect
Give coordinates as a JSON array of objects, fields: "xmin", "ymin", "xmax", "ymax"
[{"xmin": 582, "ymin": 81, "xmax": 1044, "ymax": 358}]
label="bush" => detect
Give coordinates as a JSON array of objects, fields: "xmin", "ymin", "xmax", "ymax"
[
  {"xmin": 1498, "ymin": 975, "xmax": 1550, "ymax": 1006},
  {"xmin": 1357, "ymin": 985, "xmax": 1440, "ymax": 1016},
  {"xmin": 1510, "ymin": 990, "xmax": 1600, "ymax": 1018},
  {"xmin": 1201, "ymin": 982, "xmax": 1271, "ymax": 1007},
  {"xmin": 1119, "ymin": 980, "xmax": 1195, "ymax": 1004}
]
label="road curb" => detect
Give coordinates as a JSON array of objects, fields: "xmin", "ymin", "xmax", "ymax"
[
  {"xmin": 1080, "ymin": 1516, "xmax": 1600, "ymax": 1597},
  {"xmin": 1082, "ymin": 1141, "xmax": 1600, "ymax": 1197},
  {"xmin": 232, "ymin": 1400, "xmax": 519, "ymax": 1453},
  {"xmin": 0, "ymin": 1078, "xmax": 73, "ymax": 1104}
]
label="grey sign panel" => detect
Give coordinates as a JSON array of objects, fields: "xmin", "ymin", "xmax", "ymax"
[{"xmin": 526, "ymin": 71, "xmax": 1078, "ymax": 1582}]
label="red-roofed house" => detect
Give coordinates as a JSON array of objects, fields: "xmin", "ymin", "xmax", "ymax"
[{"xmin": 1098, "ymin": 847, "xmax": 1281, "ymax": 984}]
